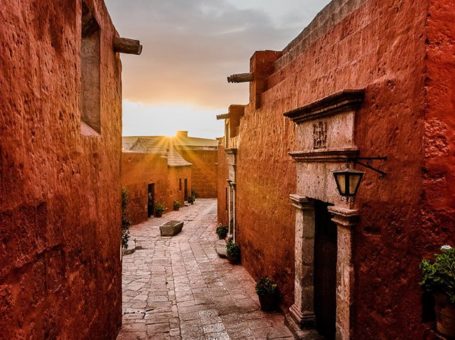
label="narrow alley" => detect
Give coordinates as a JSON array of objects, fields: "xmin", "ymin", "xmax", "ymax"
[{"xmin": 117, "ymin": 199, "xmax": 294, "ymax": 340}]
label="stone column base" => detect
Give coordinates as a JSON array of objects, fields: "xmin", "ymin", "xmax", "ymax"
[
  {"xmin": 288, "ymin": 304, "xmax": 316, "ymax": 328},
  {"xmin": 285, "ymin": 312, "xmax": 323, "ymax": 340}
]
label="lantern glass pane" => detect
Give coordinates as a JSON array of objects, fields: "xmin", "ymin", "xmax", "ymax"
[
  {"xmin": 335, "ymin": 173, "xmax": 346, "ymax": 195},
  {"xmin": 348, "ymin": 173, "xmax": 362, "ymax": 195}
]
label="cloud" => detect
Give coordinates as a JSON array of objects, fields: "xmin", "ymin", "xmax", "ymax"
[{"xmin": 106, "ymin": 0, "xmax": 329, "ymax": 108}]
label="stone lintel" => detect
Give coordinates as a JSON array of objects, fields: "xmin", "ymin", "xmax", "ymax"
[
  {"xmin": 289, "ymin": 148, "xmax": 359, "ymax": 163},
  {"xmin": 225, "ymin": 148, "xmax": 237, "ymax": 155},
  {"xmin": 283, "ymin": 89, "xmax": 365, "ymax": 124},
  {"xmin": 328, "ymin": 206, "xmax": 359, "ymax": 227}
]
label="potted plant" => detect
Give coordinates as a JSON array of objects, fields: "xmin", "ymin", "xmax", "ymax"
[
  {"xmin": 154, "ymin": 202, "xmax": 166, "ymax": 217},
  {"xmin": 420, "ymin": 245, "xmax": 455, "ymax": 337},
  {"xmin": 173, "ymin": 200, "xmax": 181, "ymax": 211},
  {"xmin": 216, "ymin": 225, "xmax": 228, "ymax": 239},
  {"xmin": 121, "ymin": 189, "xmax": 131, "ymax": 249},
  {"xmin": 226, "ymin": 240, "xmax": 240, "ymax": 264},
  {"xmin": 256, "ymin": 277, "xmax": 280, "ymax": 311},
  {"xmin": 187, "ymin": 195, "xmax": 194, "ymax": 204}
]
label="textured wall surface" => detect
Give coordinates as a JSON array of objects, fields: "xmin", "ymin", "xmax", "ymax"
[
  {"xmin": 121, "ymin": 153, "xmax": 168, "ymax": 224},
  {"xmin": 233, "ymin": 0, "xmax": 455, "ymax": 336},
  {"xmin": 216, "ymin": 142, "xmax": 229, "ymax": 226},
  {"xmin": 121, "ymin": 153, "xmax": 191, "ymax": 224},
  {"xmin": 0, "ymin": 0, "xmax": 122, "ymax": 338},
  {"xmin": 179, "ymin": 149, "xmax": 217, "ymax": 198}
]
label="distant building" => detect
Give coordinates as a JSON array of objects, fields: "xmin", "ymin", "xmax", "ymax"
[
  {"xmin": 121, "ymin": 132, "xmax": 217, "ymax": 224},
  {"xmin": 218, "ymin": 0, "xmax": 455, "ymax": 339}
]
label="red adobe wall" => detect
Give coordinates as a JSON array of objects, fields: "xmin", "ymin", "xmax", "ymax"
[
  {"xmin": 235, "ymin": 51, "xmax": 296, "ymax": 308},
  {"xmin": 121, "ymin": 152, "xmax": 169, "ymax": 224},
  {"xmin": 179, "ymin": 149, "xmax": 218, "ymax": 198},
  {"xmin": 422, "ymin": 0, "xmax": 455, "ymax": 244},
  {"xmin": 235, "ymin": 0, "xmax": 455, "ymax": 336},
  {"xmin": 217, "ymin": 141, "xmax": 229, "ymax": 226},
  {"xmin": 0, "ymin": 0, "xmax": 122, "ymax": 338}
]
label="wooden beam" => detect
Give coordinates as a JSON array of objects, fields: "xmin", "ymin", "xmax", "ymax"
[
  {"xmin": 114, "ymin": 37, "xmax": 143, "ymax": 55},
  {"xmin": 216, "ymin": 113, "xmax": 229, "ymax": 120},
  {"xmin": 227, "ymin": 73, "xmax": 253, "ymax": 83}
]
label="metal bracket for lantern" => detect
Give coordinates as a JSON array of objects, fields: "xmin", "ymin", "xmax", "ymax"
[{"xmin": 333, "ymin": 156, "xmax": 387, "ymax": 200}]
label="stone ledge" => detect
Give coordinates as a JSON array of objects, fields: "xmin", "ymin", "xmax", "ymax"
[
  {"xmin": 215, "ymin": 239, "xmax": 227, "ymax": 258},
  {"xmin": 160, "ymin": 220, "xmax": 184, "ymax": 236},
  {"xmin": 284, "ymin": 89, "xmax": 365, "ymax": 124}
]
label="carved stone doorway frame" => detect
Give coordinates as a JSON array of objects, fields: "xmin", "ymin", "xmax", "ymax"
[
  {"xmin": 283, "ymin": 89, "xmax": 365, "ymax": 339},
  {"xmin": 286, "ymin": 195, "xmax": 358, "ymax": 340}
]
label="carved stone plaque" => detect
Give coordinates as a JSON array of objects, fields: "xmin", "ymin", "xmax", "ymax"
[{"xmin": 313, "ymin": 121, "xmax": 327, "ymax": 149}]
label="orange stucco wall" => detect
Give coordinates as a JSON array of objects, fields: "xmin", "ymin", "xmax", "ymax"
[
  {"xmin": 179, "ymin": 149, "xmax": 217, "ymax": 198},
  {"xmin": 232, "ymin": 0, "xmax": 455, "ymax": 337},
  {"xmin": 0, "ymin": 0, "xmax": 122, "ymax": 338}
]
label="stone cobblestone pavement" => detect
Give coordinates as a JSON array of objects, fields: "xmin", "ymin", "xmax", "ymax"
[{"xmin": 117, "ymin": 199, "xmax": 294, "ymax": 340}]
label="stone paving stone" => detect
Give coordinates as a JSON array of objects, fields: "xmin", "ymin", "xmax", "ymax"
[{"xmin": 117, "ymin": 199, "xmax": 293, "ymax": 340}]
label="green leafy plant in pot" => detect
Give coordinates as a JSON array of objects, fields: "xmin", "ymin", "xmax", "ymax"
[
  {"xmin": 226, "ymin": 240, "xmax": 240, "ymax": 264},
  {"xmin": 154, "ymin": 202, "xmax": 166, "ymax": 217},
  {"xmin": 420, "ymin": 245, "xmax": 455, "ymax": 337},
  {"xmin": 216, "ymin": 225, "xmax": 228, "ymax": 240},
  {"xmin": 256, "ymin": 277, "xmax": 280, "ymax": 311},
  {"xmin": 173, "ymin": 200, "xmax": 181, "ymax": 211}
]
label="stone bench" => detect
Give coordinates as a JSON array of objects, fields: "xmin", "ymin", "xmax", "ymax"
[{"xmin": 160, "ymin": 220, "xmax": 184, "ymax": 236}]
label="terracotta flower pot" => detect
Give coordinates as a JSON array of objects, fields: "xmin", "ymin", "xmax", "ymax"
[
  {"xmin": 258, "ymin": 294, "xmax": 279, "ymax": 312},
  {"xmin": 154, "ymin": 211, "xmax": 163, "ymax": 218},
  {"xmin": 435, "ymin": 293, "xmax": 455, "ymax": 338}
]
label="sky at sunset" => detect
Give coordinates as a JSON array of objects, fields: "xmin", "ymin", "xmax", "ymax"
[{"xmin": 106, "ymin": 0, "xmax": 331, "ymax": 138}]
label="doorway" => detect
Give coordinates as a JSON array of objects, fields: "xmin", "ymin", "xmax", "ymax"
[
  {"xmin": 313, "ymin": 200, "xmax": 337, "ymax": 339},
  {"xmin": 147, "ymin": 183, "xmax": 155, "ymax": 217},
  {"xmin": 184, "ymin": 179, "xmax": 188, "ymax": 201}
]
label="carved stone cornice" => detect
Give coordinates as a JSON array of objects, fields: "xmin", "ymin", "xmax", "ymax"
[
  {"xmin": 289, "ymin": 148, "xmax": 359, "ymax": 163},
  {"xmin": 283, "ymin": 89, "xmax": 365, "ymax": 124},
  {"xmin": 328, "ymin": 206, "xmax": 360, "ymax": 227},
  {"xmin": 289, "ymin": 194, "xmax": 313, "ymax": 210}
]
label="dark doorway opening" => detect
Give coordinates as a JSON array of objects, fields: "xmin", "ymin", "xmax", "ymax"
[
  {"xmin": 314, "ymin": 200, "xmax": 337, "ymax": 340},
  {"xmin": 147, "ymin": 183, "xmax": 155, "ymax": 217},
  {"xmin": 184, "ymin": 179, "xmax": 188, "ymax": 201}
]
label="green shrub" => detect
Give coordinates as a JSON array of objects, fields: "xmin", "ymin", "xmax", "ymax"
[
  {"xmin": 121, "ymin": 189, "xmax": 131, "ymax": 249},
  {"xmin": 173, "ymin": 200, "xmax": 181, "ymax": 210},
  {"xmin": 420, "ymin": 246, "xmax": 455, "ymax": 303},
  {"xmin": 216, "ymin": 225, "xmax": 228, "ymax": 239},
  {"xmin": 256, "ymin": 277, "xmax": 278, "ymax": 297},
  {"xmin": 226, "ymin": 240, "xmax": 240, "ymax": 264},
  {"xmin": 154, "ymin": 202, "xmax": 166, "ymax": 216}
]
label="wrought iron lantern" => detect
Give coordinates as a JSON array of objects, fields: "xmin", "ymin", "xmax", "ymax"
[{"xmin": 333, "ymin": 168, "xmax": 365, "ymax": 198}]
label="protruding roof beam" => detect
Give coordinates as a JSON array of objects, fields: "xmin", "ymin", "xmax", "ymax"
[
  {"xmin": 216, "ymin": 113, "xmax": 230, "ymax": 120},
  {"xmin": 114, "ymin": 37, "xmax": 143, "ymax": 55},
  {"xmin": 227, "ymin": 72, "xmax": 253, "ymax": 83}
]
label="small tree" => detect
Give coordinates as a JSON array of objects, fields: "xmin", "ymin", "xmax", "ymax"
[{"xmin": 121, "ymin": 189, "xmax": 131, "ymax": 249}]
